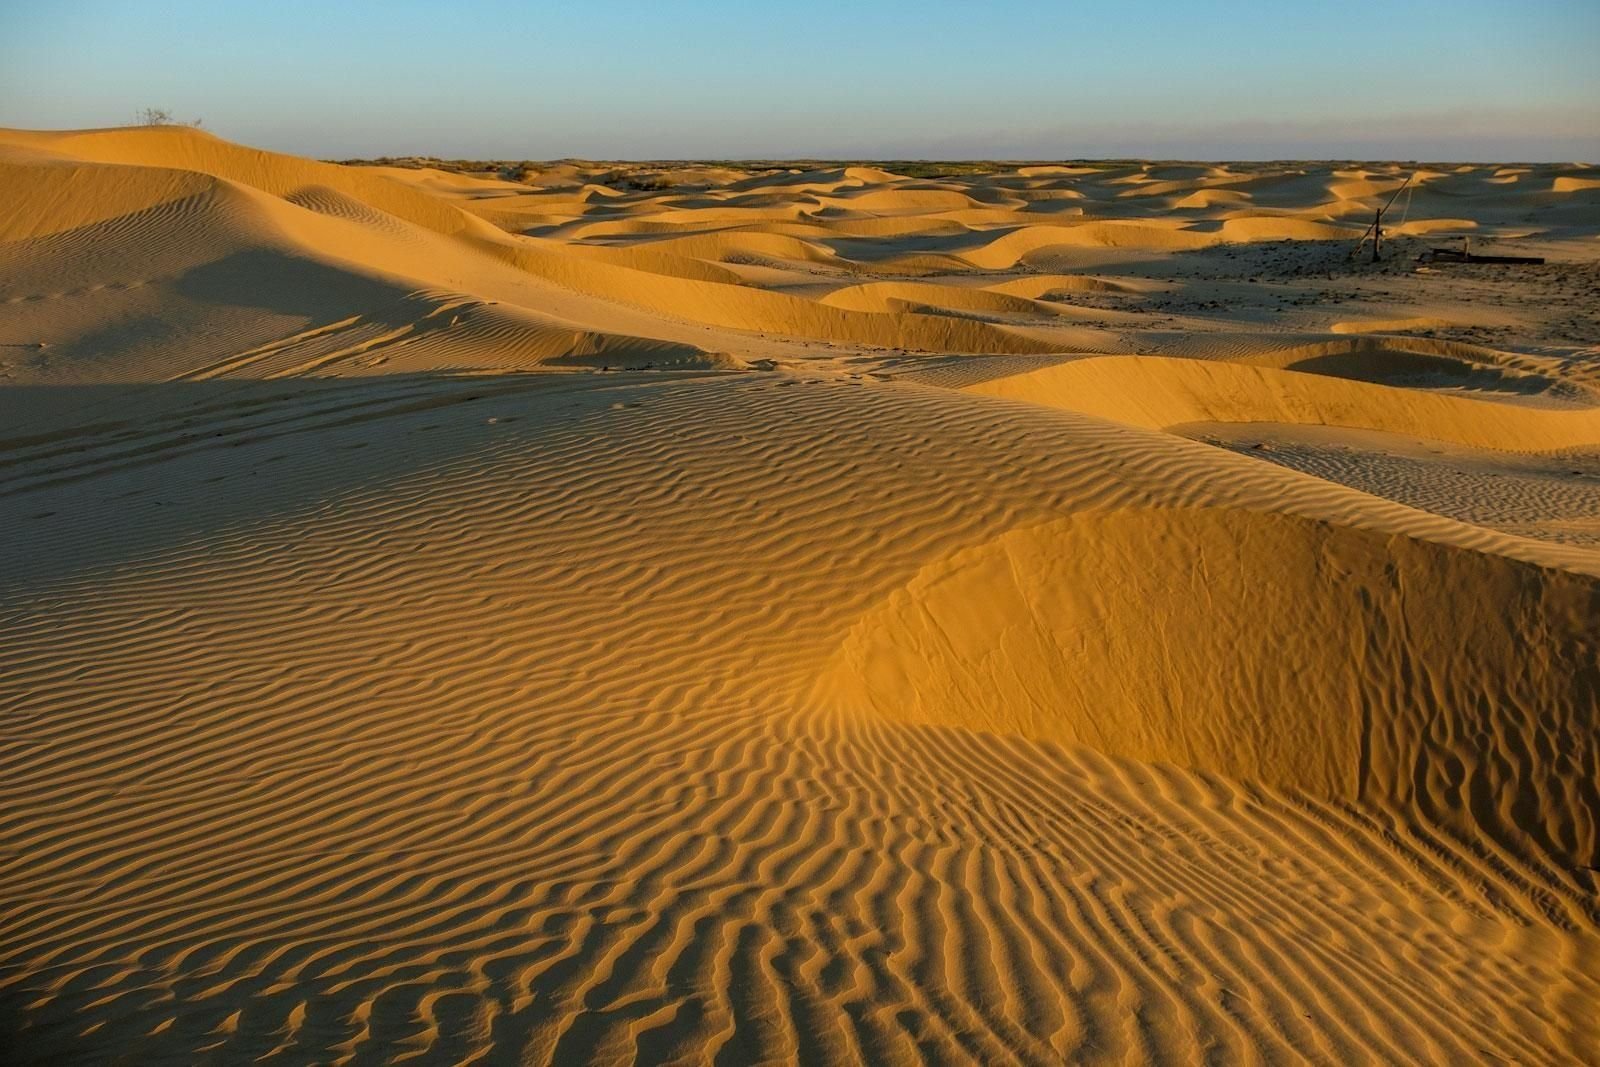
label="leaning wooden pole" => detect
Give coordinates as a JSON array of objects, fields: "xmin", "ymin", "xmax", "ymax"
[{"xmin": 1351, "ymin": 171, "xmax": 1416, "ymax": 261}]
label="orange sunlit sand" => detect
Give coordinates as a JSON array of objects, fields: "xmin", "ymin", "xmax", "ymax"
[{"xmin": 1, "ymin": 124, "xmax": 1598, "ymax": 1063}]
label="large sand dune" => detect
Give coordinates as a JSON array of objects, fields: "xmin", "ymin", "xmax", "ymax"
[{"xmin": 2, "ymin": 127, "xmax": 1598, "ymax": 1064}]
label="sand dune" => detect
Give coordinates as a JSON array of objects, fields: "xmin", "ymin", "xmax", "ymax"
[
  {"xmin": 2, "ymin": 127, "xmax": 1598, "ymax": 1064},
  {"xmin": 965, "ymin": 354, "xmax": 1600, "ymax": 451}
]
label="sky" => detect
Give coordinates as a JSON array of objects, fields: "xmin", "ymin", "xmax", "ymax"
[{"xmin": 2, "ymin": 1, "xmax": 1597, "ymax": 161}]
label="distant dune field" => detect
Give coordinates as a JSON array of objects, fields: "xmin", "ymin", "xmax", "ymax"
[{"xmin": 2, "ymin": 127, "xmax": 1598, "ymax": 1064}]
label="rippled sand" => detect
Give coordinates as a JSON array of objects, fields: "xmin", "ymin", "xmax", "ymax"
[{"xmin": 2, "ymin": 127, "xmax": 1598, "ymax": 1064}]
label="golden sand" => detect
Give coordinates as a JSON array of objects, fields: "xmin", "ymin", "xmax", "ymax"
[{"xmin": 2, "ymin": 127, "xmax": 1598, "ymax": 1063}]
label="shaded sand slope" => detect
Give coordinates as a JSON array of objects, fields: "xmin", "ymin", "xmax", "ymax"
[
  {"xmin": 2, "ymin": 128, "xmax": 1598, "ymax": 1064},
  {"xmin": 0, "ymin": 135, "xmax": 723, "ymax": 380},
  {"xmin": 0, "ymin": 128, "xmax": 1065, "ymax": 381}
]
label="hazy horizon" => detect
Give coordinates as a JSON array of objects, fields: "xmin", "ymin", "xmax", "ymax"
[{"xmin": 3, "ymin": 0, "xmax": 1597, "ymax": 162}]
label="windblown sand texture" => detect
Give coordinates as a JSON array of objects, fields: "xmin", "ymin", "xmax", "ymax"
[{"xmin": 3, "ymin": 126, "xmax": 1600, "ymax": 1064}]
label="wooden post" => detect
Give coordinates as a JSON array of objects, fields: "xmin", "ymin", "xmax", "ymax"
[{"xmin": 1350, "ymin": 173, "xmax": 1413, "ymax": 263}]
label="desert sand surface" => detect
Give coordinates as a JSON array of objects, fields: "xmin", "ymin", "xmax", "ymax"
[{"xmin": 2, "ymin": 126, "xmax": 1599, "ymax": 1064}]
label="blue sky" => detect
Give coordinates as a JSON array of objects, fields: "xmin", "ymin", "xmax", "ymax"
[{"xmin": 2, "ymin": 1, "xmax": 1596, "ymax": 160}]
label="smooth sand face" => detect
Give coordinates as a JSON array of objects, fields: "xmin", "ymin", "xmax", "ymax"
[{"xmin": 2, "ymin": 127, "xmax": 1598, "ymax": 1064}]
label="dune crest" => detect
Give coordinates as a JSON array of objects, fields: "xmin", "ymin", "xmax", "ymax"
[{"xmin": 816, "ymin": 507, "xmax": 1599, "ymax": 873}]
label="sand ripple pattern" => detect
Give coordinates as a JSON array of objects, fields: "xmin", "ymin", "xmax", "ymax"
[
  {"xmin": 4, "ymin": 127, "xmax": 1600, "ymax": 1065},
  {"xmin": 3, "ymin": 374, "xmax": 1597, "ymax": 1064}
]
